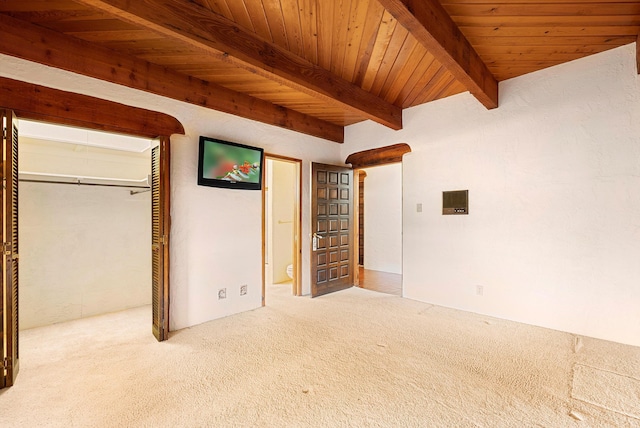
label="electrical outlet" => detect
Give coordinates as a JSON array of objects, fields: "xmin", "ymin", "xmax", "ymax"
[
  {"xmin": 240, "ymin": 285, "xmax": 247, "ymax": 296},
  {"xmin": 476, "ymin": 285, "xmax": 484, "ymax": 296},
  {"xmin": 218, "ymin": 288, "xmax": 226, "ymax": 299}
]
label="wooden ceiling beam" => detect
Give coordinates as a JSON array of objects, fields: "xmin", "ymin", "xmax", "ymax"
[
  {"xmin": 0, "ymin": 13, "xmax": 344, "ymax": 143},
  {"xmin": 0, "ymin": 77, "xmax": 184, "ymax": 138},
  {"xmin": 379, "ymin": 0, "xmax": 499, "ymax": 109},
  {"xmin": 73, "ymin": 0, "xmax": 403, "ymax": 130}
]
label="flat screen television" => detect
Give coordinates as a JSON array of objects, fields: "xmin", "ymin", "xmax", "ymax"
[{"xmin": 197, "ymin": 137, "xmax": 264, "ymax": 190}]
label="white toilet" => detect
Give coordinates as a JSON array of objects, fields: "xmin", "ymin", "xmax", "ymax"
[{"xmin": 286, "ymin": 264, "xmax": 294, "ymax": 279}]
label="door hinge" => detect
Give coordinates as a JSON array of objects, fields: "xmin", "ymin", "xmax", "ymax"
[
  {"xmin": 3, "ymin": 242, "xmax": 11, "ymax": 256},
  {"xmin": 3, "ymin": 357, "xmax": 9, "ymax": 370},
  {"xmin": 152, "ymin": 236, "xmax": 168, "ymax": 250}
]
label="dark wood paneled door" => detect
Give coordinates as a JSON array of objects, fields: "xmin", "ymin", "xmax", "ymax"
[
  {"xmin": 1, "ymin": 109, "xmax": 19, "ymax": 388},
  {"xmin": 311, "ymin": 163, "xmax": 354, "ymax": 297}
]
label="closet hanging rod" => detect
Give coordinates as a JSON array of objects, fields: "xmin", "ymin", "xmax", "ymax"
[
  {"xmin": 18, "ymin": 178, "xmax": 150, "ymax": 190},
  {"xmin": 130, "ymin": 188, "xmax": 151, "ymax": 195}
]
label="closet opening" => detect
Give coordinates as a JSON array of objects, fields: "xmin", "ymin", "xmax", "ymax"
[{"xmin": 18, "ymin": 120, "xmax": 154, "ymax": 334}]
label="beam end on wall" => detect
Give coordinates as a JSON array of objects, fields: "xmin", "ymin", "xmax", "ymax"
[{"xmin": 345, "ymin": 143, "xmax": 412, "ymax": 169}]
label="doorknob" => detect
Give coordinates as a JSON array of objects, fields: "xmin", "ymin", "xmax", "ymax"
[{"xmin": 312, "ymin": 232, "xmax": 324, "ymax": 251}]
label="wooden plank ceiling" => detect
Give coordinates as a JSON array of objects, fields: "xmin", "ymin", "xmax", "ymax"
[{"xmin": 0, "ymin": 0, "xmax": 638, "ymax": 143}]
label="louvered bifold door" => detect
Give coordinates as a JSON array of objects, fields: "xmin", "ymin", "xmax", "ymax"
[
  {"xmin": 1, "ymin": 109, "xmax": 19, "ymax": 387},
  {"xmin": 151, "ymin": 138, "xmax": 169, "ymax": 341}
]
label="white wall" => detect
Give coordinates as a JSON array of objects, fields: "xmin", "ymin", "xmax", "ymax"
[
  {"xmin": 362, "ymin": 164, "xmax": 402, "ymax": 274},
  {"xmin": 0, "ymin": 54, "xmax": 343, "ymax": 331},
  {"xmin": 19, "ymin": 182, "xmax": 151, "ymax": 329},
  {"xmin": 19, "ymin": 136, "xmax": 151, "ymax": 181},
  {"xmin": 168, "ymin": 104, "xmax": 339, "ymax": 330},
  {"xmin": 18, "ymin": 137, "xmax": 152, "ymax": 329},
  {"xmin": 344, "ymin": 44, "xmax": 640, "ymax": 347}
]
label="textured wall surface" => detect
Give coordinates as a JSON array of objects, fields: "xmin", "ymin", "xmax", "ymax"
[
  {"xmin": 19, "ymin": 182, "xmax": 151, "ymax": 329},
  {"xmin": 6, "ymin": 43, "xmax": 639, "ymax": 345},
  {"xmin": 19, "ymin": 136, "xmax": 151, "ymax": 180},
  {"xmin": 0, "ymin": 53, "xmax": 342, "ymax": 331},
  {"xmin": 363, "ymin": 164, "xmax": 402, "ymax": 274},
  {"xmin": 344, "ymin": 44, "xmax": 640, "ymax": 347},
  {"xmin": 18, "ymin": 137, "xmax": 152, "ymax": 329}
]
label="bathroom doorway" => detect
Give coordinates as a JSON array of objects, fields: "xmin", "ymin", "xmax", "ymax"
[{"xmin": 263, "ymin": 155, "xmax": 302, "ymax": 302}]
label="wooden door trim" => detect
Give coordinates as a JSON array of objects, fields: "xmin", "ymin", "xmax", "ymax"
[
  {"xmin": 354, "ymin": 170, "xmax": 368, "ymax": 286},
  {"xmin": 0, "ymin": 77, "xmax": 184, "ymax": 138},
  {"xmin": 345, "ymin": 143, "xmax": 411, "ymax": 169},
  {"xmin": 262, "ymin": 154, "xmax": 303, "ymax": 305},
  {"xmin": 1, "ymin": 109, "xmax": 20, "ymax": 387},
  {"xmin": 353, "ymin": 170, "xmax": 360, "ymax": 287},
  {"xmin": 157, "ymin": 137, "xmax": 171, "ymax": 340},
  {"xmin": 161, "ymin": 137, "xmax": 171, "ymax": 336}
]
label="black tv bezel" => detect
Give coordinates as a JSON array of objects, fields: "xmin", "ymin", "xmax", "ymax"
[{"xmin": 197, "ymin": 136, "xmax": 264, "ymax": 191}]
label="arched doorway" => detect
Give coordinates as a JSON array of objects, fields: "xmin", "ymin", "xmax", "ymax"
[{"xmin": 346, "ymin": 144, "xmax": 411, "ymax": 295}]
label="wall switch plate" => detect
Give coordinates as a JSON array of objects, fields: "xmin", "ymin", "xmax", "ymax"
[
  {"xmin": 218, "ymin": 288, "xmax": 227, "ymax": 299},
  {"xmin": 417, "ymin": 203, "xmax": 422, "ymax": 213},
  {"xmin": 240, "ymin": 285, "xmax": 247, "ymax": 296},
  {"xmin": 476, "ymin": 285, "xmax": 484, "ymax": 296}
]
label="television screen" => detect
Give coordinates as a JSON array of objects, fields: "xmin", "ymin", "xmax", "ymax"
[{"xmin": 197, "ymin": 137, "xmax": 264, "ymax": 190}]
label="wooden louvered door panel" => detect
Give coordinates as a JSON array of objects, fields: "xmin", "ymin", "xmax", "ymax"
[
  {"xmin": 358, "ymin": 172, "xmax": 366, "ymax": 266},
  {"xmin": 151, "ymin": 138, "xmax": 170, "ymax": 341},
  {"xmin": 1, "ymin": 109, "xmax": 19, "ymax": 387},
  {"xmin": 311, "ymin": 163, "xmax": 354, "ymax": 297}
]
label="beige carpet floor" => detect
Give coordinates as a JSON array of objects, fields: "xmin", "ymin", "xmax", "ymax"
[{"xmin": 1, "ymin": 284, "xmax": 639, "ymax": 427}]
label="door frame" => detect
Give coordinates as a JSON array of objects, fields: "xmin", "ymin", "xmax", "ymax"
[
  {"xmin": 346, "ymin": 144, "xmax": 411, "ymax": 293},
  {"xmin": 310, "ymin": 163, "xmax": 355, "ymax": 297},
  {"xmin": 353, "ymin": 170, "xmax": 367, "ymax": 286},
  {"xmin": 262, "ymin": 154, "xmax": 303, "ymax": 303},
  {"xmin": 0, "ymin": 78, "xmax": 184, "ymax": 348}
]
